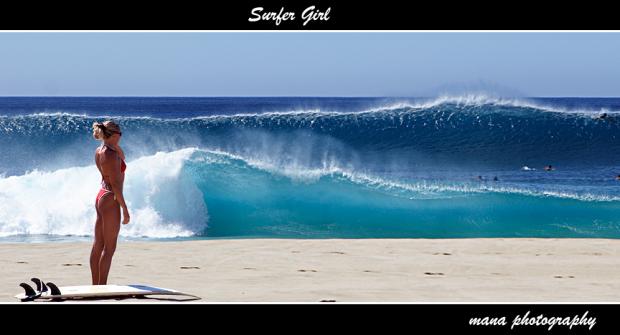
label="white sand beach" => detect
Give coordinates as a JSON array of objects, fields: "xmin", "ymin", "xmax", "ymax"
[{"xmin": 1, "ymin": 238, "xmax": 619, "ymax": 302}]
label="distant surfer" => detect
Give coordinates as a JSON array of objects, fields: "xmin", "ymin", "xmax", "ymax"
[
  {"xmin": 493, "ymin": 176, "xmax": 499, "ymax": 181},
  {"xmin": 476, "ymin": 175, "xmax": 484, "ymax": 181},
  {"xmin": 595, "ymin": 112, "xmax": 615, "ymax": 123},
  {"xmin": 544, "ymin": 165, "xmax": 555, "ymax": 171},
  {"xmin": 91, "ymin": 121, "xmax": 130, "ymax": 285}
]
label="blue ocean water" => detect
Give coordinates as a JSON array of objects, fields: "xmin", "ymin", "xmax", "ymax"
[{"xmin": 1, "ymin": 95, "xmax": 619, "ymax": 241}]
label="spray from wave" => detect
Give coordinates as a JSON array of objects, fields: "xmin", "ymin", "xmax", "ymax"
[{"xmin": 2, "ymin": 95, "xmax": 619, "ymax": 177}]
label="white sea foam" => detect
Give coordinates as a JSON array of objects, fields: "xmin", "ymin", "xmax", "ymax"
[{"xmin": 0, "ymin": 148, "xmax": 207, "ymax": 238}]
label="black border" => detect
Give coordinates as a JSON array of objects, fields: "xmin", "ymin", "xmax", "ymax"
[
  {"xmin": 1, "ymin": 0, "xmax": 618, "ymax": 30},
  {"xmin": 1, "ymin": 303, "xmax": 617, "ymax": 333}
]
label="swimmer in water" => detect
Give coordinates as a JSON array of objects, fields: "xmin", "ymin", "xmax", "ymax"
[
  {"xmin": 493, "ymin": 176, "xmax": 499, "ymax": 181},
  {"xmin": 616, "ymin": 174, "xmax": 620, "ymax": 181},
  {"xmin": 544, "ymin": 165, "xmax": 555, "ymax": 171},
  {"xmin": 596, "ymin": 112, "xmax": 616, "ymax": 123}
]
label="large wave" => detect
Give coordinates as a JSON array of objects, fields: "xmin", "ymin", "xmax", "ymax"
[
  {"xmin": 2, "ymin": 148, "xmax": 619, "ymax": 240},
  {"xmin": 2, "ymin": 96, "xmax": 619, "ymax": 239},
  {"xmin": 2, "ymin": 96, "xmax": 619, "ymax": 177}
]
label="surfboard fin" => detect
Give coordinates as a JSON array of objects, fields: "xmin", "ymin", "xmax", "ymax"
[
  {"xmin": 31, "ymin": 278, "xmax": 48, "ymax": 294},
  {"xmin": 19, "ymin": 283, "xmax": 38, "ymax": 301},
  {"xmin": 46, "ymin": 282, "xmax": 61, "ymax": 296}
]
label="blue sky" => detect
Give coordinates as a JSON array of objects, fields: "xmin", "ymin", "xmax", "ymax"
[{"xmin": 0, "ymin": 32, "xmax": 619, "ymax": 97}]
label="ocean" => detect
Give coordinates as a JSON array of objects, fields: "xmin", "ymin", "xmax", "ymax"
[{"xmin": 1, "ymin": 95, "xmax": 619, "ymax": 242}]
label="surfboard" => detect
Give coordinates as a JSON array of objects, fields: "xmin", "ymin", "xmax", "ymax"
[{"xmin": 15, "ymin": 278, "xmax": 200, "ymax": 301}]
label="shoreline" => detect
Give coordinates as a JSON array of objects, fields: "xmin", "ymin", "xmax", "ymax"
[{"xmin": 1, "ymin": 238, "xmax": 619, "ymax": 302}]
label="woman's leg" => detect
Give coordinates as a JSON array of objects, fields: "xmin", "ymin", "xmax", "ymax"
[
  {"xmin": 90, "ymin": 206, "xmax": 105, "ymax": 285},
  {"xmin": 96, "ymin": 193, "xmax": 121, "ymax": 285}
]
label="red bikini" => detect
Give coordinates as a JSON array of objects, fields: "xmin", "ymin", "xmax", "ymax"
[{"xmin": 95, "ymin": 145, "xmax": 126, "ymax": 206}]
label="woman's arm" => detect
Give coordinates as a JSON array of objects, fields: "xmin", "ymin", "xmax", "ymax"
[{"xmin": 100, "ymin": 149, "xmax": 130, "ymax": 224}]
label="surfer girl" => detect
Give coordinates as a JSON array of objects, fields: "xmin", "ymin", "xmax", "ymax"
[{"xmin": 90, "ymin": 121, "xmax": 130, "ymax": 285}]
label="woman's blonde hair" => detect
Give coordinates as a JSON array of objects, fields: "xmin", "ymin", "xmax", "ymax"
[{"xmin": 92, "ymin": 120, "xmax": 121, "ymax": 140}]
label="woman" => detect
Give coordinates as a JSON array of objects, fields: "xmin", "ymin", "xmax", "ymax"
[{"xmin": 91, "ymin": 120, "xmax": 130, "ymax": 285}]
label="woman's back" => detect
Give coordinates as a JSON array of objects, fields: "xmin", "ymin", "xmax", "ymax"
[{"xmin": 95, "ymin": 144, "xmax": 126, "ymax": 190}]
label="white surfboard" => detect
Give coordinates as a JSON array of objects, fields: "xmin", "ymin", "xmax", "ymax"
[{"xmin": 16, "ymin": 281, "xmax": 200, "ymax": 301}]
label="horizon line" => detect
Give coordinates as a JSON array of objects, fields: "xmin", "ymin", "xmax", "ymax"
[{"xmin": 1, "ymin": 95, "xmax": 620, "ymax": 99}]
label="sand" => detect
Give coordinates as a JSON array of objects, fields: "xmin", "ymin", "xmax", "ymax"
[{"xmin": 1, "ymin": 238, "xmax": 619, "ymax": 302}]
